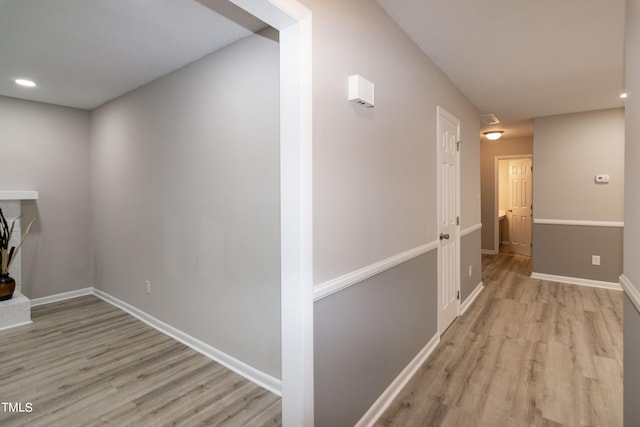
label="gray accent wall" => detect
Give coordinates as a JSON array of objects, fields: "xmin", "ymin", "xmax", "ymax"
[
  {"xmin": 625, "ymin": 1, "xmax": 640, "ymax": 426},
  {"xmin": 90, "ymin": 30, "xmax": 281, "ymax": 378},
  {"xmin": 461, "ymin": 229, "xmax": 482, "ymax": 300},
  {"xmin": 625, "ymin": 296, "xmax": 640, "ymax": 425},
  {"xmin": 314, "ymin": 251, "xmax": 437, "ymax": 427},
  {"xmin": 532, "ymin": 224, "xmax": 623, "ymax": 283},
  {"xmin": 479, "ymin": 137, "xmax": 533, "ymax": 252},
  {"xmin": 0, "ymin": 96, "xmax": 92, "ymax": 299}
]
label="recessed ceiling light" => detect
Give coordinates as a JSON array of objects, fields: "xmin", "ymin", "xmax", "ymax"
[
  {"xmin": 15, "ymin": 78, "xmax": 36, "ymax": 87},
  {"xmin": 620, "ymin": 92, "xmax": 628, "ymax": 99}
]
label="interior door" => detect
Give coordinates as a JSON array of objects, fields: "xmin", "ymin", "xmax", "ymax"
[
  {"xmin": 437, "ymin": 107, "xmax": 460, "ymax": 334},
  {"xmin": 508, "ymin": 158, "xmax": 532, "ymax": 256}
]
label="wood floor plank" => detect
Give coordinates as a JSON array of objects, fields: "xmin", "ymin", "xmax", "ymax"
[
  {"xmin": 376, "ymin": 250, "xmax": 623, "ymax": 426},
  {"xmin": 0, "ymin": 295, "xmax": 281, "ymax": 426}
]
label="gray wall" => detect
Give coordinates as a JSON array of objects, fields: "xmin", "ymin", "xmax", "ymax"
[
  {"xmin": 304, "ymin": 0, "xmax": 480, "ymax": 285},
  {"xmin": 461, "ymin": 229, "xmax": 482, "ymax": 300},
  {"xmin": 314, "ymin": 251, "xmax": 437, "ymax": 427},
  {"xmin": 90, "ymin": 30, "xmax": 281, "ymax": 378},
  {"xmin": 624, "ymin": 0, "xmax": 640, "ymax": 425},
  {"xmin": 532, "ymin": 109, "xmax": 624, "ymax": 282},
  {"xmin": 532, "ymin": 224, "xmax": 623, "ymax": 283},
  {"xmin": 0, "ymin": 96, "xmax": 92, "ymax": 298},
  {"xmin": 300, "ymin": 0, "xmax": 481, "ymax": 424},
  {"xmin": 533, "ymin": 109, "xmax": 624, "ymax": 221},
  {"xmin": 480, "ymin": 137, "xmax": 533, "ymax": 252},
  {"xmin": 626, "ymin": 0, "xmax": 640, "ymax": 295}
]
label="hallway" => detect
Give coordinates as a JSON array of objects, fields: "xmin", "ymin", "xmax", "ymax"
[{"xmin": 376, "ymin": 251, "xmax": 623, "ymax": 426}]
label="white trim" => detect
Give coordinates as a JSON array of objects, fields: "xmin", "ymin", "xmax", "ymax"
[
  {"xmin": 621, "ymin": 274, "xmax": 640, "ymax": 312},
  {"xmin": 0, "ymin": 320, "xmax": 32, "ymax": 331},
  {"xmin": 460, "ymin": 281, "xmax": 484, "ymax": 315},
  {"xmin": 461, "ymin": 223, "xmax": 482, "ymax": 238},
  {"xmin": 30, "ymin": 287, "xmax": 93, "ymax": 307},
  {"xmin": 355, "ymin": 333, "xmax": 440, "ymax": 427},
  {"xmin": 533, "ymin": 218, "xmax": 624, "ymax": 228},
  {"xmin": 0, "ymin": 191, "xmax": 38, "ymax": 200},
  {"xmin": 92, "ymin": 288, "xmax": 282, "ymax": 396},
  {"xmin": 313, "ymin": 241, "xmax": 439, "ymax": 301},
  {"xmin": 481, "ymin": 249, "xmax": 497, "ymax": 255},
  {"xmin": 531, "ymin": 272, "xmax": 622, "ymax": 291},
  {"xmin": 227, "ymin": 1, "xmax": 314, "ymax": 424}
]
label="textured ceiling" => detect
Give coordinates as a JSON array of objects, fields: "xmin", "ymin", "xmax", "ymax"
[
  {"xmin": 376, "ymin": 0, "xmax": 626, "ymax": 138},
  {"xmin": 0, "ymin": 0, "xmax": 266, "ymax": 110}
]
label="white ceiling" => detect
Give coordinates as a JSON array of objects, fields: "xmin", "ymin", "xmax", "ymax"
[
  {"xmin": 0, "ymin": 0, "xmax": 266, "ymax": 110},
  {"xmin": 377, "ymin": 0, "xmax": 627, "ymax": 138},
  {"xmin": 0, "ymin": 1, "xmax": 627, "ymax": 138}
]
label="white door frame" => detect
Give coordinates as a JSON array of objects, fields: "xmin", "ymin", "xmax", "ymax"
[
  {"xmin": 493, "ymin": 155, "xmax": 532, "ymax": 254},
  {"xmin": 436, "ymin": 106, "xmax": 461, "ymax": 335},
  {"xmin": 226, "ymin": 1, "xmax": 313, "ymax": 425}
]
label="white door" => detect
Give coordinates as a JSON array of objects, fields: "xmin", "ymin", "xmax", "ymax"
[
  {"xmin": 437, "ymin": 107, "xmax": 460, "ymax": 334},
  {"xmin": 508, "ymin": 158, "xmax": 532, "ymax": 256}
]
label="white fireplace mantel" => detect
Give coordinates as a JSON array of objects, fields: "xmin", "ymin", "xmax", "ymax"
[
  {"xmin": 0, "ymin": 191, "xmax": 38, "ymax": 201},
  {"xmin": 0, "ymin": 191, "xmax": 37, "ymax": 330}
]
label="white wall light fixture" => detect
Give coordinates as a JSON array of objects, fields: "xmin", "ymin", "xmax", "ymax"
[
  {"xmin": 348, "ymin": 74, "xmax": 374, "ymax": 108},
  {"xmin": 483, "ymin": 131, "xmax": 504, "ymax": 140}
]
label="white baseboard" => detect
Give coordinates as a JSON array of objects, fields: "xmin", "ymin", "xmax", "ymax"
[
  {"xmin": 461, "ymin": 281, "xmax": 483, "ymax": 315},
  {"xmin": 481, "ymin": 249, "xmax": 497, "ymax": 255},
  {"xmin": 30, "ymin": 287, "xmax": 93, "ymax": 307},
  {"xmin": 531, "ymin": 272, "xmax": 622, "ymax": 291},
  {"xmin": 621, "ymin": 274, "xmax": 640, "ymax": 312},
  {"xmin": 33, "ymin": 287, "xmax": 281, "ymax": 396},
  {"xmin": 355, "ymin": 333, "xmax": 440, "ymax": 427},
  {"xmin": 91, "ymin": 288, "xmax": 282, "ymax": 396},
  {"xmin": 0, "ymin": 320, "xmax": 32, "ymax": 331}
]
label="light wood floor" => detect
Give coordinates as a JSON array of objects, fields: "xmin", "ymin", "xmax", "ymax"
[
  {"xmin": 0, "ymin": 296, "xmax": 281, "ymax": 426},
  {"xmin": 376, "ymin": 249, "xmax": 623, "ymax": 426}
]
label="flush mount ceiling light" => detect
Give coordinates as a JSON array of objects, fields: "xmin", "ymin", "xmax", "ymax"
[
  {"xmin": 620, "ymin": 92, "xmax": 628, "ymax": 99},
  {"xmin": 15, "ymin": 78, "xmax": 36, "ymax": 87},
  {"xmin": 483, "ymin": 131, "xmax": 504, "ymax": 140}
]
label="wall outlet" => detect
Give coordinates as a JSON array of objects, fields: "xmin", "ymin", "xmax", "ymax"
[
  {"xmin": 468, "ymin": 265, "xmax": 473, "ymax": 277},
  {"xmin": 592, "ymin": 255, "xmax": 601, "ymax": 266},
  {"xmin": 145, "ymin": 280, "xmax": 151, "ymax": 294}
]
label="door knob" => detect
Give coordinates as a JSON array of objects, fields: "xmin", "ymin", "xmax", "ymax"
[{"xmin": 439, "ymin": 233, "xmax": 450, "ymax": 240}]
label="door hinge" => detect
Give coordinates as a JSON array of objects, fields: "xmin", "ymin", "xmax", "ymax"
[
  {"xmin": 456, "ymin": 216, "xmax": 460, "ymax": 226},
  {"xmin": 457, "ymin": 290, "xmax": 460, "ymax": 300},
  {"xmin": 456, "ymin": 141, "xmax": 461, "ymax": 151}
]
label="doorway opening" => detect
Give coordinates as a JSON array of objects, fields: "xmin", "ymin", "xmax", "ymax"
[{"xmin": 495, "ymin": 155, "xmax": 533, "ymax": 256}]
